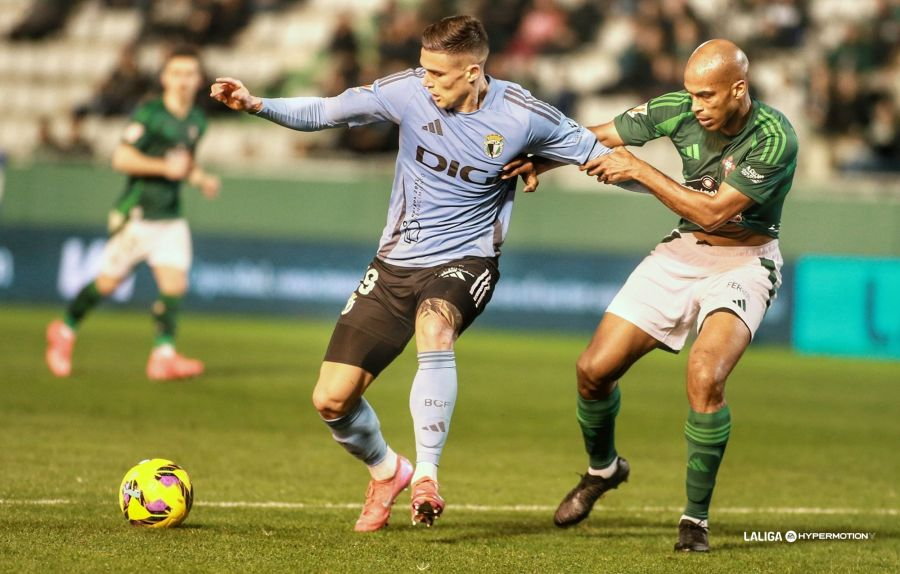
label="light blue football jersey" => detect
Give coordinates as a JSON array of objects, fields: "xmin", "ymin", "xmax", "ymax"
[{"xmin": 257, "ymin": 68, "xmax": 608, "ymax": 267}]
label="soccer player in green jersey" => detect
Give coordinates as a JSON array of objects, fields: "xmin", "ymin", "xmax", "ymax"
[
  {"xmin": 45, "ymin": 47, "xmax": 220, "ymax": 382},
  {"xmin": 504, "ymin": 39, "xmax": 798, "ymax": 551}
]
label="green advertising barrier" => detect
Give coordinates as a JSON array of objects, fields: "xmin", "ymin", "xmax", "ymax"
[{"xmin": 794, "ymin": 256, "xmax": 900, "ymax": 359}]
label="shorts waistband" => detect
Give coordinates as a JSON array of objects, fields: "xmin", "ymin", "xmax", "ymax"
[{"xmin": 674, "ymin": 232, "xmax": 781, "ymax": 259}]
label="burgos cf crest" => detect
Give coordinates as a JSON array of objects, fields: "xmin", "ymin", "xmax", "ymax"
[{"xmin": 483, "ymin": 133, "xmax": 504, "ymax": 159}]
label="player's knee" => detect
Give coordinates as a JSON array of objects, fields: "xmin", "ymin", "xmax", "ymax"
[
  {"xmin": 94, "ymin": 276, "xmax": 120, "ymax": 296},
  {"xmin": 576, "ymin": 351, "xmax": 618, "ymax": 399},
  {"xmin": 162, "ymin": 279, "xmax": 188, "ymax": 297},
  {"xmin": 311, "ymin": 382, "xmax": 352, "ymax": 420},
  {"xmin": 686, "ymin": 360, "xmax": 726, "ymax": 410}
]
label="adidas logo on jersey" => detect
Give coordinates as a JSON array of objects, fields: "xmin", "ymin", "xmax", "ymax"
[
  {"xmin": 732, "ymin": 299, "xmax": 747, "ymax": 311},
  {"xmin": 422, "ymin": 119, "xmax": 443, "ymax": 135},
  {"xmin": 681, "ymin": 143, "xmax": 700, "ymax": 160}
]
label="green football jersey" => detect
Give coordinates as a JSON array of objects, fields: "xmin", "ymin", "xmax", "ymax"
[
  {"xmin": 613, "ymin": 91, "xmax": 798, "ymax": 238},
  {"xmin": 115, "ymin": 98, "xmax": 207, "ymax": 220}
]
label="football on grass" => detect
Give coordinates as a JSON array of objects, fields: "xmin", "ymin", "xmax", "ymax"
[{"xmin": 118, "ymin": 458, "xmax": 193, "ymax": 527}]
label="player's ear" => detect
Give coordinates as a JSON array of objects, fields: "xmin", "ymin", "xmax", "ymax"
[
  {"xmin": 466, "ymin": 64, "xmax": 481, "ymax": 83},
  {"xmin": 732, "ymin": 79, "xmax": 746, "ymax": 99}
]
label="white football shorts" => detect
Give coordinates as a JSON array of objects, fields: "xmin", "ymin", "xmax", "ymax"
[
  {"xmin": 606, "ymin": 231, "xmax": 783, "ymax": 351},
  {"xmin": 100, "ymin": 217, "xmax": 192, "ymax": 279}
]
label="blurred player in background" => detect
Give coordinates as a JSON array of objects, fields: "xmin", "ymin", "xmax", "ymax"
[
  {"xmin": 45, "ymin": 46, "xmax": 220, "ymax": 382},
  {"xmin": 212, "ymin": 15, "xmax": 610, "ymax": 531},
  {"xmin": 504, "ymin": 39, "xmax": 798, "ymax": 552}
]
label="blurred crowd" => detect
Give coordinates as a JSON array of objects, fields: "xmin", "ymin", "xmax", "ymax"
[
  {"xmin": 804, "ymin": 3, "xmax": 900, "ymax": 172},
  {"xmin": 8, "ymin": 0, "xmax": 899, "ymax": 172},
  {"xmin": 8, "ymin": 0, "xmax": 289, "ymax": 43},
  {"xmin": 312, "ymin": 0, "xmax": 900, "ymax": 170}
]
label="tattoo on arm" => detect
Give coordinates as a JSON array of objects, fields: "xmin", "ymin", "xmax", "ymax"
[{"xmin": 416, "ymin": 298, "xmax": 463, "ymax": 333}]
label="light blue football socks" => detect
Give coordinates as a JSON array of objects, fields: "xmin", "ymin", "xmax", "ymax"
[
  {"xmin": 324, "ymin": 397, "xmax": 396, "ymax": 479},
  {"xmin": 410, "ymin": 351, "xmax": 457, "ymax": 482}
]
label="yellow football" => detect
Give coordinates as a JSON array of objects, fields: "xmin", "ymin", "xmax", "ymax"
[{"xmin": 118, "ymin": 458, "xmax": 193, "ymax": 528}]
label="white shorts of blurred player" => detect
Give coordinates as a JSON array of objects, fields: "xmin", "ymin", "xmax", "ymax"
[
  {"xmin": 606, "ymin": 231, "xmax": 783, "ymax": 352},
  {"xmin": 100, "ymin": 217, "xmax": 192, "ymax": 280}
]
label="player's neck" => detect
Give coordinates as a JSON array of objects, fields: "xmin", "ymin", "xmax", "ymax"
[
  {"xmin": 456, "ymin": 78, "xmax": 490, "ymax": 114},
  {"xmin": 719, "ymin": 96, "xmax": 752, "ymax": 136},
  {"xmin": 163, "ymin": 93, "xmax": 192, "ymax": 119}
]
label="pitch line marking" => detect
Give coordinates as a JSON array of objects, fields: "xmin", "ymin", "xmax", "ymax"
[{"xmin": 1, "ymin": 499, "xmax": 896, "ymax": 516}]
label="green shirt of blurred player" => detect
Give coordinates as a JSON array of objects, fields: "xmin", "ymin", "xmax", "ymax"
[
  {"xmin": 114, "ymin": 98, "xmax": 207, "ymax": 220},
  {"xmin": 45, "ymin": 46, "xmax": 221, "ymax": 382}
]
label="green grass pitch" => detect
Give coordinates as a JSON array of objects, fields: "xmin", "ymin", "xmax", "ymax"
[{"xmin": 1, "ymin": 305, "xmax": 898, "ymax": 573}]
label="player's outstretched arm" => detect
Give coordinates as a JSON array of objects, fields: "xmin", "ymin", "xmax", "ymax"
[
  {"xmin": 212, "ymin": 73, "xmax": 404, "ymax": 133},
  {"xmin": 582, "ymin": 148, "xmax": 754, "ymax": 231},
  {"xmin": 111, "ymin": 144, "xmax": 192, "ymax": 181}
]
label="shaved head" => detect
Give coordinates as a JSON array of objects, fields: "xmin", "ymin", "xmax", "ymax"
[
  {"xmin": 683, "ymin": 39, "xmax": 752, "ymax": 135},
  {"xmin": 686, "ymin": 39, "xmax": 749, "ymax": 85}
]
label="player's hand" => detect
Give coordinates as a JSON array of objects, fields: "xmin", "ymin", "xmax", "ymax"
[
  {"xmin": 164, "ymin": 148, "xmax": 193, "ymax": 181},
  {"xmin": 199, "ymin": 174, "xmax": 221, "ymax": 199},
  {"xmin": 210, "ymin": 77, "xmax": 263, "ymax": 112},
  {"xmin": 107, "ymin": 209, "xmax": 128, "ymax": 236},
  {"xmin": 501, "ymin": 155, "xmax": 540, "ymax": 193},
  {"xmin": 580, "ymin": 147, "xmax": 641, "ymax": 184}
]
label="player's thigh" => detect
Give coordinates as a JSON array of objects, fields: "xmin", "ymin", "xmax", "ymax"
[
  {"xmin": 577, "ymin": 312, "xmax": 660, "ymax": 392},
  {"xmin": 687, "ymin": 311, "xmax": 752, "ymax": 412},
  {"xmin": 147, "ymin": 219, "xmax": 192, "ymax": 294},
  {"xmin": 415, "ymin": 257, "xmax": 499, "ymax": 347},
  {"xmin": 323, "ymin": 319, "xmax": 408, "ymax": 381},
  {"xmin": 97, "ymin": 222, "xmax": 150, "ymax": 289},
  {"xmin": 325, "ymin": 260, "xmax": 414, "ymax": 379},
  {"xmin": 696, "ymin": 255, "xmax": 783, "ymax": 345},
  {"xmin": 605, "ymin": 252, "xmax": 697, "ymax": 353}
]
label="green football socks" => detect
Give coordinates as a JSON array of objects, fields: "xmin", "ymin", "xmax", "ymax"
[
  {"xmin": 152, "ymin": 294, "xmax": 182, "ymax": 347},
  {"xmin": 64, "ymin": 281, "xmax": 103, "ymax": 329},
  {"xmin": 684, "ymin": 405, "xmax": 732, "ymax": 521},
  {"xmin": 576, "ymin": 386, "xmax": 621, "ymax": 470}
]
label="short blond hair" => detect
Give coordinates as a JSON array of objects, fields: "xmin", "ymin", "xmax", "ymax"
[{"xmin": 421, "ymin": 15, "xmax": 489, "ymax": 62}]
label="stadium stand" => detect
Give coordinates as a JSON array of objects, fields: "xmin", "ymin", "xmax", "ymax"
[{"xmin": 0, "ymin": 0, "xmax": 897, "ymax": 180}]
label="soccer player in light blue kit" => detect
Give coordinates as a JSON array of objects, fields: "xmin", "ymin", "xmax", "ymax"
[{"xmin": 211, "ymin": 15, "xmax": 609, "ymax": 531}]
